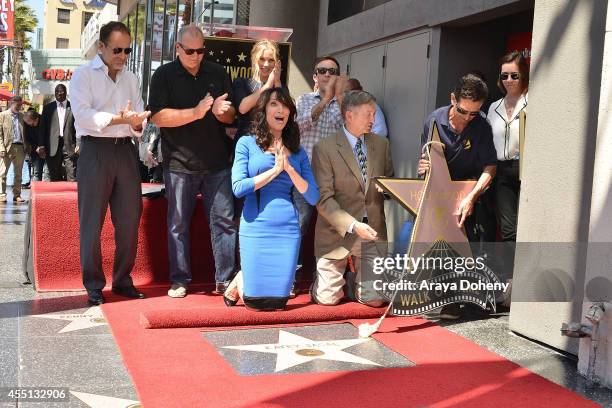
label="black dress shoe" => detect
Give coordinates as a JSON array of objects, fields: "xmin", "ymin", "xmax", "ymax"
[
  {"xmin": 112, "ymin": 285, "xmax": 146, "ymax": 299},
  {"xmin": 87, "ymin": 290, "xmax": 105, "ymax": 305}
]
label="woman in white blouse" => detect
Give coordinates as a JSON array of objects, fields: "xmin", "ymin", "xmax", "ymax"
[{"xmin": 487, "ymin": 50, "xmax": 529, "ymax": 243}]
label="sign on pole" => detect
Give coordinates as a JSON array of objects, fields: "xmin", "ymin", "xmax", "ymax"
[{"xmin": 0, "ymin": 0, "xmax": 14, "ymax": 46}]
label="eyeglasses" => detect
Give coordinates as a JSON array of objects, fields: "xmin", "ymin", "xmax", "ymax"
[
  {"xmin": 500, "ymin": 72, "xmax": 521, "ymax": 80},
  {"xmin": 315, "ymin": 67, "xmax": 339, "ymax": 76},
  {"xmin": 111, "ymin": 47, "xmax": 133, "ymax": 55},
  {"xmin": 454, "ymin": 105, "xmax": 480, "ymax": 117},
  {"xmin": 178, "ymin": 43, "xmax": 205, "ymax": 56}
]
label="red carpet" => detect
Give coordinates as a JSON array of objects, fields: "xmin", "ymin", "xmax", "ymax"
[
  {"xmin": 101, "ymin": 290, "xmax": 598, "ymax": 408},
  {"xmin": 140, "ymin": 295, "xmax": 385, "ymax": 329},
  {"xmin": 30, "ymin": 181, "xmax": 317, "ymax": 291}
]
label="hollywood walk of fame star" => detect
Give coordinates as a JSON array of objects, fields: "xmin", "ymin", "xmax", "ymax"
[
  {"xmin": 223, "ymin": 330, "xmax": 380, "ymax": 372},
  {"xmin": 237, "ymin": 52, "xmax": 247, "ymax": 62},
  {"xmin": 31, "ymin": 306, "xmax": 107, "ymax": 333},
  {"xmin": 375, "ymin": 121, "xmax": 476, "ymax": 261},
  {"xmin": 373, "ymin": 122, "xmax": 500, "ymax": 313}
]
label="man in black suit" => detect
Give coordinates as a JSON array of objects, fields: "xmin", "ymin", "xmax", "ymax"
[
  {"xmin": 39, "ymin": 84, "xmax": 78, "ymax": 181},
  {"xmin": 23, "ymin": 109, "xmax": 44, "ymax": 182}
]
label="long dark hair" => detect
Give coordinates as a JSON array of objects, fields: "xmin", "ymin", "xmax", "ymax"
[{"xmin": 251, "ymin": 87, "xmax": 300, "ymax": 154}]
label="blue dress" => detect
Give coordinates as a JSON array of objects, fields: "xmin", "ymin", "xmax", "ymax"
[{"xmin": 232, "ymin": 136, "xmax": 319, "ymax": 307}]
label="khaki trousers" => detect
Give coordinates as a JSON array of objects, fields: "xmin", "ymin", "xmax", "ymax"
[
  {"xmin": 312, "ymin": 237, "xmax": 385, "ymax": 307},
  {"xmin": 0, "ymin": 144, "xmax": 26, "ymax": 198}
]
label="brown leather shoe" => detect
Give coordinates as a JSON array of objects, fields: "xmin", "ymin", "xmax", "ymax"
[{"xmin": 13, "ymin": 196, "xmax": 27, "ymax": 204}]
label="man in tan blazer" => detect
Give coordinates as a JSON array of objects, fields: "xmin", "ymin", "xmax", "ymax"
[
  {"xmin": 0, "ymin": 96, "xmax": 29, "ymax": 203},
  {"xmin": 311, "ymin": 90, "xmax": 394, "ymax": 306}
]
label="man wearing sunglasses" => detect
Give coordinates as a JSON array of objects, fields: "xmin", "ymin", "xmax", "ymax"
[
  {"xmin": 417, "ymin": 73, "xmax": 497, "ymax": 320},
  {"xmin": 149, "ymin": 24, "xmax": 238, "ymax": 299},
  {"xmin": 70, "ymin": 21, "xmax": 150, "ymax": 306},
  {"xmin": 292, "ymin": 56, "xmax": 347, "ymax": 281}
]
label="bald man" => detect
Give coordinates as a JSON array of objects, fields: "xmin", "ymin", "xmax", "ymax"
[{"xmin": 148, "ymin": 24, "xmax": 238, "ymax": 298}]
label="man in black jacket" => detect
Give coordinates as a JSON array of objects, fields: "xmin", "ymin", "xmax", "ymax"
[{"xmin": 39, "ymin": 84, "xmax": 78, "ymax": 181}]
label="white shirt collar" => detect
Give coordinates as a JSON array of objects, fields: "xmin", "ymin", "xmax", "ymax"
[{"xmin": 343, "ymin": 125, "xmax": 364, "ymax": 150}]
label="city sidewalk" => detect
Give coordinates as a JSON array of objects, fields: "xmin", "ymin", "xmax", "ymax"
[{"xmin": 0, "ymin": 188, "xmax": 611, "ymax": 407}]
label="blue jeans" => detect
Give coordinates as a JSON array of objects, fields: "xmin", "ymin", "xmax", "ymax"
[{"xmin": 165, "ymin": 167, "xmax": 238, "ymax": 285}]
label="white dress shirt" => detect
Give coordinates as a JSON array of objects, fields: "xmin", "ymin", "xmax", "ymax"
[
  {"xmin": 487, "ymin": 93, "xmax": 528, "ymax": 161},
  {"xmin": 56, "ymin": 100, "xmax": 66, "ymax": 137},
  {"xmin": 69, "ymin": 54, "xmax": 144, "ymax": 138}
]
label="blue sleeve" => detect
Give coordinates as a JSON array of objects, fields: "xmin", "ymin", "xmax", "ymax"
[
  {"xmin": 231, "ymin": 137, "xmax": 256, "ymax": 198},
  {"xmin": 372, "ymin": 104, "xmax": 388, "ymax": 138},
  {"xmin": 478, "ymin": 120, "xmax": 498, "ymax": 168},
  {"xmin": 298, "ymin": 148, "xmax": 320, "ymax": 205}
]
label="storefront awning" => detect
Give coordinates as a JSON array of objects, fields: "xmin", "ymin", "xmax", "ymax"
[{"xmin": 0, "ymin": 88, "xmax": 14, "ymax": 101}]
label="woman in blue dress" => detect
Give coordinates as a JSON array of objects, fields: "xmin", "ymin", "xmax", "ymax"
[{"xmin": 224, "ymin": 87, "xmax": 319, "ymax": 310}]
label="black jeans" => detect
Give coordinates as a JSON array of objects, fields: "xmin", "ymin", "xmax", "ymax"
[{"xmin": 496, "ymin": 160, "xmax": 520, "ymax": 242}]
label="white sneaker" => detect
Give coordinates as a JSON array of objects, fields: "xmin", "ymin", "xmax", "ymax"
[{"xmin": 168, "ymin": 283, "xmax": 187, "ymax": 298}]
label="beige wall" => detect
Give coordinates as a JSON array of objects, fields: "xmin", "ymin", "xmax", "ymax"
[
  {"xmin": 510, "ymin": 0, "xmax": 608, "ymax": 354},
  {"xmin": 43, "ymin": 0, "xmax": 103, "ymax": 49}
]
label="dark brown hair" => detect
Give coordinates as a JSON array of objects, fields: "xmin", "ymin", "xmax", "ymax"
[
  {"xmin": 251, "ymin": 87, "xmax": 300, "ymax": 154},
  {"xmin": 453, "ymin": 73, "xmax": 489, "ymax": 103},
  {"xmin": 99, "ymin": 21, "xmax": 130, "ymax": 44},
  {"xmin": 497, "ymin": 50, "xmax": 530, "ymax": 94},
  {"xmin": 314, "ymin": 55, "xmax": 340, "ymax": 72}
]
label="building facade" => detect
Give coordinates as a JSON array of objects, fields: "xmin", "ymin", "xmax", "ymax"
[
  {"xmin": 42, "ymin": 0, "xmax": 106, "ymax": 49},
  {"xmin": 110, "ymin": 0, "xmax": 612, "ymax": 387}
]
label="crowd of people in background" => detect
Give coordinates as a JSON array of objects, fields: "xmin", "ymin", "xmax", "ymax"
[{"xmin": 13, "ymin": 21, "xmax": 526, "ymax": 318}]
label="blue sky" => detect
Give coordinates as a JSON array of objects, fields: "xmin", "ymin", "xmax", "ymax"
[{"xmin": 27, "ymin": 0, "xmax": 45, "ymax": 44}]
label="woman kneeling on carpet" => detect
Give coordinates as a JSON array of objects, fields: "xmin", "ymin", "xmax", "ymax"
[{"xmin": 224, "ymin": 87, "xmax": 319, "ymax": 310}]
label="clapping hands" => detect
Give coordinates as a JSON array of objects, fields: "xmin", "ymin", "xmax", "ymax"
[{"xmin": 120, "ymin": 100, "xmax": 150, "ymax": 130}]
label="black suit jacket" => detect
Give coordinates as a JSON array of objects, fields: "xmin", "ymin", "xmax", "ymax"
[{"xmin": 40, "ymin": 100, "xmax": 77, "ymax": 157}]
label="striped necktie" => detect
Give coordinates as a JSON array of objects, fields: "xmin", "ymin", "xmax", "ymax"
[{"xmin": 355, "ymin": 137, "xmax": 367, "ymax": 183}]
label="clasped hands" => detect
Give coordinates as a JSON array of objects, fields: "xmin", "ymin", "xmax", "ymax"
[{"xmin": 272, "ymin": 139, "xmax": 293, "ymax": 175}]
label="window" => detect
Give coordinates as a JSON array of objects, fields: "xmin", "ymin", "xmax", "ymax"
[
  {"xmin": 56, "ymin": 38, "xmax": 69, "ymax": 48},
  {"xmin": 327, "ymin": 0, "xmax": 392, "ymax": 25},
  {"xmin": 82, "ymin": 12, "xmax": 94, "ymax": 31},
  {"xmin": 57, "ymin": 8, "xmax": 71, "ymax": 24}
]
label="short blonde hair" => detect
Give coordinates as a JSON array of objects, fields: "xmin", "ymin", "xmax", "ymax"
[{"xmin": 251, "ymin": 39, "xmax": 280, "ymax": 83}]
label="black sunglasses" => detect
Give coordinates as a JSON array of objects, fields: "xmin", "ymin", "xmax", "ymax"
[
  {"xmin": 500, "ymin": 72, "xmax": 521, "ymax": 80},
  {"xmin": 454, "ymin": 105, "xmax": 480, "ymax": 117},
  {"xmin": 178, "ymin": 43, "xmax": 205, "ymax": 55},
  {"xmin": 111, "ymin": 47, "xmax": 133, "ymax": 55},
  {"xmin": 315, "ymin": 67, "xmax": 339, "ymax": 76}
]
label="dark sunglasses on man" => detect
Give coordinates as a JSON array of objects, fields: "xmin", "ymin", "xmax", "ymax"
[
  {"xmin": 178, "ymin": 43, "xmax": 205, "ymax": 56},
  {"xmin": 500, "ymin": 72, "xmax": 521, "ymax": 80},
  {"xmin": 315, "ymin": 67, "xmax": 339, "ymax": 76},
  {"xmin": 111, "ymin": 47, "xmax": 133, "ymax": 55},
  {"xmin": 454, "ymin": 105, "xmax": 480, "ymax": 117}
]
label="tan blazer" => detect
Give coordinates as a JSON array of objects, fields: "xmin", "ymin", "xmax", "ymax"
[
  {"xmin": 312, "ymin": 129, "xmax": 394, "ymax": 259},
  {"xmin": 0, "ymin": 109, "xmax": 28, "ymax": 154}
]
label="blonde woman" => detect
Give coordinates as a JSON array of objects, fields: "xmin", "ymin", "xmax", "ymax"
[{"xmin": 232, "ymin": 39, "xmax": 282, "ymax": 140}]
